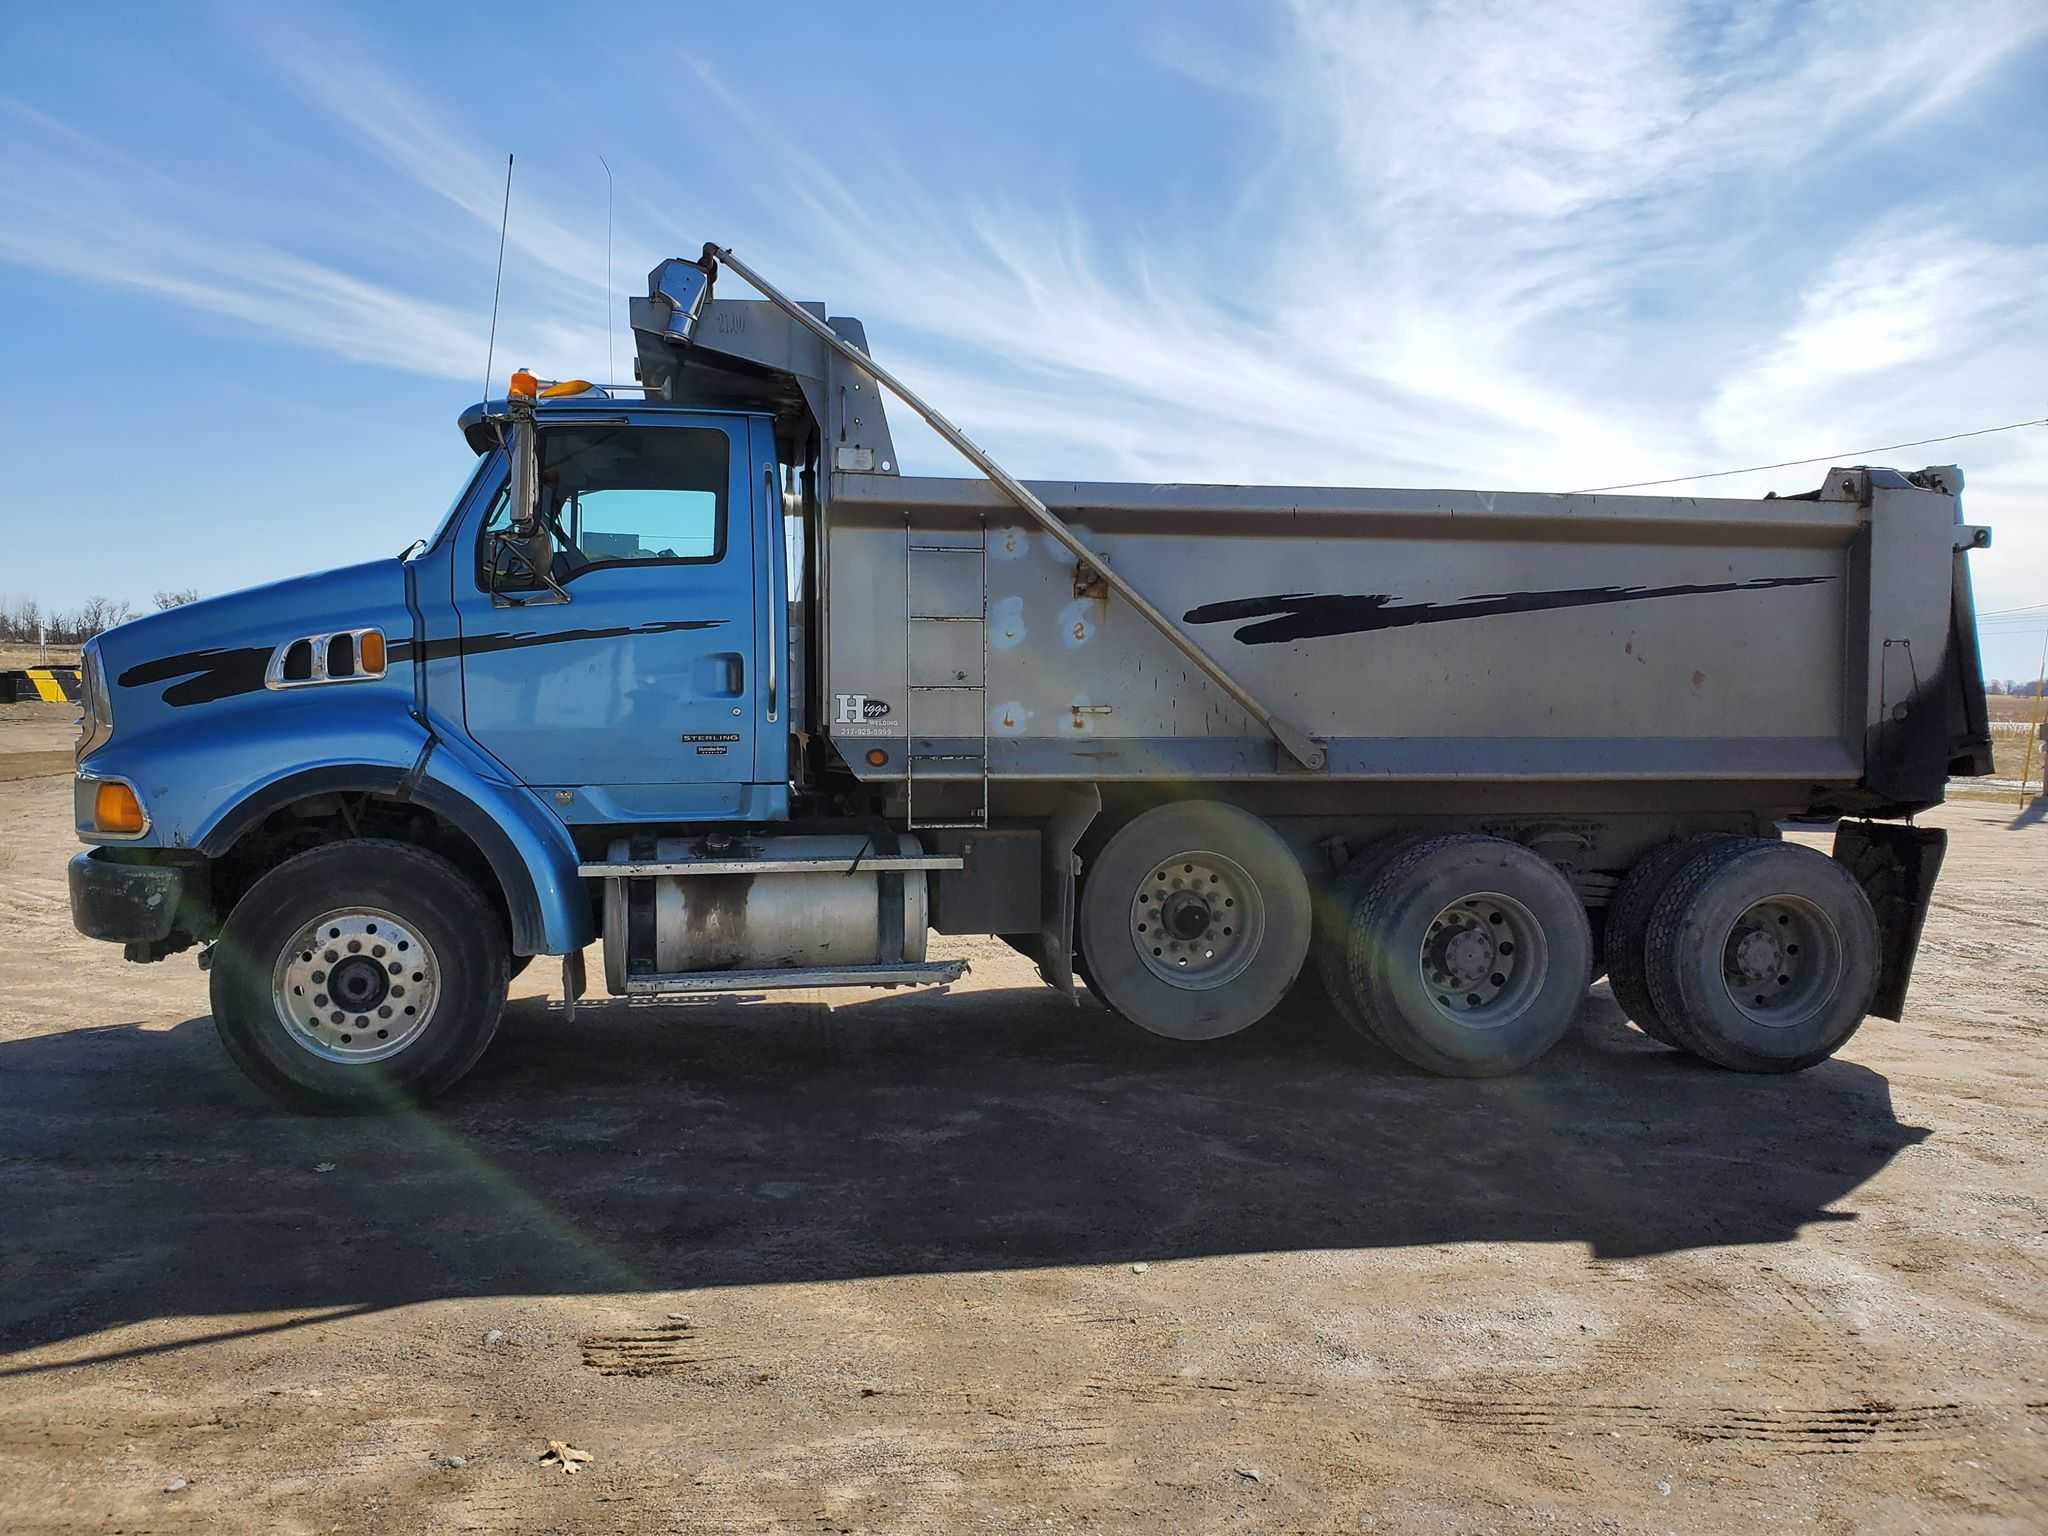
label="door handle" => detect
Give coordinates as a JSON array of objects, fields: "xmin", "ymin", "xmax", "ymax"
[{"xmin": 696, "ymin": 652, "xmax": 744, "ymax": 697}]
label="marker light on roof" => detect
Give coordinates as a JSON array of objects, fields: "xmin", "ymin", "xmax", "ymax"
[
  {"xmin": 540, "ymin": 379, "xmax": 594, "ymax": 398},
  {"xmin": 508, "ymin": 369, "xmax": 539, "ymax": 399}
]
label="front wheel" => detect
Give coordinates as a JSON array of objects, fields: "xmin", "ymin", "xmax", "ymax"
[{"xmin": 209, "ymin": 839, "xmax": 510, "ymax": 1111}]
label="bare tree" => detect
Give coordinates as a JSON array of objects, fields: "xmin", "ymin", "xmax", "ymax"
[
  {"xmin": 0, "ymin": 597, "xmax": 41, "ymax": 644},
  {"xmin": 64, "ymin": 597, "xmax": 135, "ymax": 642},
  {"xmin": 153, "ymin": 588, "xmax": 202, "ymax": 610}
]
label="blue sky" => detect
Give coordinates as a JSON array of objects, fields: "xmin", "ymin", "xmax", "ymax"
[{"xmin": 4, "ymin": 2, "xmax": 2047, "ymax": 677}]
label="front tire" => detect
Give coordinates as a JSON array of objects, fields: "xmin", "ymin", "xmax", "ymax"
[
  {"xmin": 1079, "ymin": 802, "xmax": 1311, "ymax": 1040},
  {"xmin": 209, "ymin": 839, "xmax": 510, "ymax": 1111}
]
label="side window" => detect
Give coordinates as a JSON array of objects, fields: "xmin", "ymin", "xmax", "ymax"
[
  {"xmin": 477, "ymin": 424, "xmax": 728, "ymax": 590},
  {"xmin": 577, "ymin": 487, "xmax": 718, "ymax": 562}
]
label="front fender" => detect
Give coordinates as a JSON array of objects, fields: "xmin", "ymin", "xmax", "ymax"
[{"xmin": 83, "ymin": 692, "xmax": 589, "ymax": 955}]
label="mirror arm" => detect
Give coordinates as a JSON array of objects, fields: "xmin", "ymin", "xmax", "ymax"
[{"xmin": 487, "ymin": 528, "xmax": 572, "ymax": 607}]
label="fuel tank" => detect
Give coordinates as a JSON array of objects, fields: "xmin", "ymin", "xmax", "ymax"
[{"xmin": 601, "ymin": 834, "xmax": 929, "ymax": 994}]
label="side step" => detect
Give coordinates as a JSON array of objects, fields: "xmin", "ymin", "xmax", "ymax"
[
  {"xmin": 622, "ymin": 961, "xmax": 967, "ymax": 997},
  {"xmin": 579, "ymin": 853, "xmax": 962, "ymax": 879}
]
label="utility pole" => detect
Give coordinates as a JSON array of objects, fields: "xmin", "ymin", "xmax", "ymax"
[{"xmin": 2020, "ymin": 630, "xmax": 2048, "ymax": 805}]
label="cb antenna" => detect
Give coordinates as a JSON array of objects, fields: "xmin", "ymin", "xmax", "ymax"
[
  {"xmin": 598, "ymin": 153, "xmax": 615, "ymax": 388},
  {"xmin": 481, "ymin": 153, "xmax": 514, "ymax": 403}
]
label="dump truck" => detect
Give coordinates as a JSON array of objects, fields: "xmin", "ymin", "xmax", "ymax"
[{"xmin": 66, "ymin": 244, "xmax": 1996, "ymax": 1108}]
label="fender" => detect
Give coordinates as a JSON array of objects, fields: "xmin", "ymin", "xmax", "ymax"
[{"xmin": 195, "ymin": 755, "xmax": 591, "ymax": 956}]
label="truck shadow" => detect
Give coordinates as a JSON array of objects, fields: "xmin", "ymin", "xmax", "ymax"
[{"xmin": 0, "ymin": 980, "xmax": 1927, "ymax": 1362}]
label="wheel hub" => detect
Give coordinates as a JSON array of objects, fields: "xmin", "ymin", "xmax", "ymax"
[
  {"xmin": 1720, "ymin": 894, "xmax": 1841, "ymax": 1027},
  {"xmin": 1429, "ymin": 923, "xmax": 1496, "ymax": 987},
  {"xmin": 326, "ymin": 954, "xmax": 391, "ymax": 1012},
  {"xmin": 1129, "ymin": 850, "xmax": 1264, "ymax": 990},
  {"xmin": 1729, "ymin": 926, "xmax": 1783, "ymax": 982},
  {"xmin": 270, "ymin": 907, "xmax": 440, "ymax": 1064},
  {"xmin": 1159, "ymin": 889, "xmax": 1214, "ymax": 940},
  {"xmin": 1418, "ymin": 893, "xmax": 1541, "ymax": 1024}
]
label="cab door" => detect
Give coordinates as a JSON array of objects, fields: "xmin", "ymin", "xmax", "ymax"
[{"xmin": 452, "ymin": 414, "xmax": 768, "ymax": 821}]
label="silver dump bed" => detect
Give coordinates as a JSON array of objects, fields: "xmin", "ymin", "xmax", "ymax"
[
  {"xmin": 822, "ymin": 466, "xmax": 1988, "ymax": 808},
  {"xmin": 625, "ymin": 255, "xmax": 1989, "ymax": 816}
]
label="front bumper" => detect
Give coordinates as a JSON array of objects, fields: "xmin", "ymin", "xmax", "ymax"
[{"xmin": 68, "ymin": 849, "xmax": 194, "ymax": 953}]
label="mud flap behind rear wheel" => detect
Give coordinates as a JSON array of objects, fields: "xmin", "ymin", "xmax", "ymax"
[
  {"xmin": 1039, "ymin": 785, "xmax": 1101, "ymax": 999},
  {"xmin": 1832, "ymin": 820, "xmax": 1946, "ymax": 1021}
]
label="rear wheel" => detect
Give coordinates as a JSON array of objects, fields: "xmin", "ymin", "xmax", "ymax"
[
  {"xmin": 1320, "ymin": 834, "xmax": 1591, "ymax": 1077},
  {"xmin": 1604, "ymin": 834, "xmax": 1752, "ymax": 1047},
  {"xmin": 209, "ymin": 839, "xmax": 510, "ymax": 1111},
  {"xmin": 1079, "ymin": 802, "xmax": 1311, "ymax": 1040},
  {"xmin": 1643, "ymin": 840, "xmax": 1879, "ymax": 1073}
]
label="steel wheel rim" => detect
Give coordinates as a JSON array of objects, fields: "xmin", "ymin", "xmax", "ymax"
[
  {"xmin": 1719, "ymin": 893, "xmax": 1842, "ymax": 1029},
  {"xmin": 1129, "ymin": 849, "xmax": 1265, "ymax": 990},
  {"xmin": 1417, "ymin": 890, "xmax": 1548, "ymax": 1030},
  {"xmin": 270, "ymin": 906, "xmax": 440, "ymax": 1064}
]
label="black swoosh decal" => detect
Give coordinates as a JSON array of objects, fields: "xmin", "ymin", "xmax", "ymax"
[
  {"xmin": 389, "ymin": 618, "xmax": 725, "ymax": 665},
  {"xmin": 1183, "ymin": 577, "xmax": 1833, "ymax": 646},
  {"xmin": 117, "ymin": 647, "xmax": 272, "ymax": 707},
  {"xmin": 122, "ymin": 620, "xmax": 727, "ymax": 707}
]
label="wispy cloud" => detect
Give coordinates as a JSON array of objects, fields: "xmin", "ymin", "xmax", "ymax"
[
  {"xmin": 636, "ymin": 0, "xmax": 2048, "ymax": 499},
  {"xmin": 0, "ymin": 97, "xmax": 493, "ymax": 378},
  {"xmin": 2, "ymin": 1, "xmax": 2042, "ymax": 509}
]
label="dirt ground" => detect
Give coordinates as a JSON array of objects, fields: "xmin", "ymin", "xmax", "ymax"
[{"xmin": 1, "ymin": 697, "xmax": 2043, "ymax": 1533}]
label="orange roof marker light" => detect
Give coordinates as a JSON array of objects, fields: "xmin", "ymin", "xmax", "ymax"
[
  {"xmin": 540, "ymin": 379, "xmax": 595, "ymax": 398},
  {"xmin": 508, "ymin": 368, "xmax": 539, "ymax": 400}
]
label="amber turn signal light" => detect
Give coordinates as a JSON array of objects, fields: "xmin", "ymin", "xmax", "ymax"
[
  {"xmin": 359, "ymin": 629, "xmax": 386, "ymax": 674},
  {"xmin": 93, "ymin": 780, "xmax": 145, "ymax": 835}
]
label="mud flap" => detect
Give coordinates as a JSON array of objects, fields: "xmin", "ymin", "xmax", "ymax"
[
  {"xmin": 1832, "ymin": 820, "xmax": 1946, "ymax": 1021},
  {"xmin": 561, "ymin": 948, "xmax": 586, "ymax": 1021},
  {"xmin": 1038, "ymin": 785, "xmax": 1100, "ymax": 998}
]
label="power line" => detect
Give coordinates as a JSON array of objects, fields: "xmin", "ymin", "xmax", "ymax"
[{"xmin": 1577, "ymin": 415, "xmax": 2048, "ymax": 494}]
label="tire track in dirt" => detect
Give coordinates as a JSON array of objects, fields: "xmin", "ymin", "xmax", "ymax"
[{"xmin": 1402, "ymin": 1388, "xmax": 1979, "ymax": 1454}]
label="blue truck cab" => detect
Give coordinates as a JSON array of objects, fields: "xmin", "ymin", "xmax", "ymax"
[
  {"xmin": 62, "ymin": 263, "xmax": 914, "ymax": 1108},
  {"xmin": 72, "ymin": 394, "xmax": 789, "ymax": 949},
  {"xmin": 68, "ymin": 252, "xmax": 1018, "ymax": 1110}
]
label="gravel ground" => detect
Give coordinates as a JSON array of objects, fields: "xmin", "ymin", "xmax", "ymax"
[{"xmin": 1, "ymin": 701, "xmax": 2043, "ymax": 1532}]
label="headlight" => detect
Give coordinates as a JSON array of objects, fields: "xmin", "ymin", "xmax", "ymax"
[{"xmin": 76, "ymin": 640, "xmax": 112, "ymax": 762}]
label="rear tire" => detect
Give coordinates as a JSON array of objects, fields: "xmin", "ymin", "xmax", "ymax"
[
  {"xmin": 1321, "ymin": 834, "xmax": 1592, "ymax": 1077},
  {"xmin": 1643, "ymin": 839, "xmax": 1879, "ymax": 1073},
  {"xmin": 209, "ymin": 839, "xmax": 510, "ymax": 1111},
  {"xmin": 1604, "ymin": 834, "xmax": 1752, "ymax": 1047},
  {"xmin": 1079, "ymin": 801, "xmax": 1311, "ymax": 1041}
]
